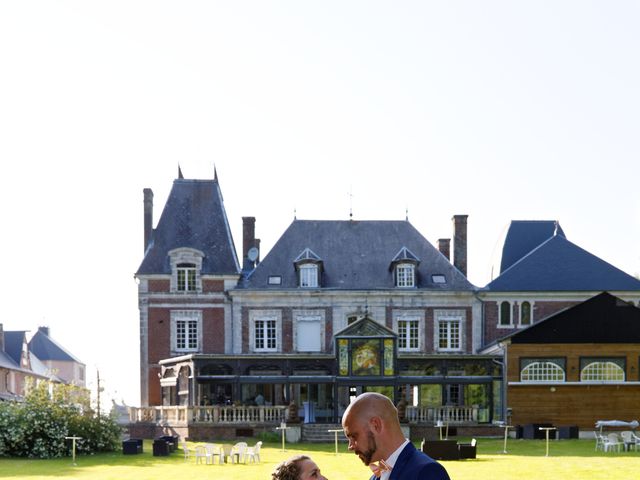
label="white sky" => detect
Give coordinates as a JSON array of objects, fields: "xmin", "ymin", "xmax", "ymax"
[{"xmin": 1, "ymin": 1, "xmax": 639, "ymax": 406}]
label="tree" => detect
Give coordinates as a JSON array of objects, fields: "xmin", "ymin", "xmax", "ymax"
[{"xmin": 0, "ymin": 379, "xmax": 121, "ymax": 458}]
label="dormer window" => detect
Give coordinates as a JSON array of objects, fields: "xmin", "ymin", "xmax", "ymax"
[
  {"xmin": 294, "ymin": 248, "xmax": 323, "ymax": 288},
  {"xmin": 390, "ymin": 247, "xmax": 420, "ymax": 288},
  {"xmin": 177, "ymin": 263, "xmax": 196, "ymax": 291},
  {"xmin": 396, "ymin": 263, "xmax": 415, "ymax": 287},
  {"xmin": 299, "ymin": 264, "xmax": 319, "ymax": 287},
  {"xmin": 169, "ymin": 248, "xmax": 204, "ymax": 293}
]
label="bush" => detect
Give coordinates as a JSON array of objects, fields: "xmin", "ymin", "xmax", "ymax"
[{"xmin": 0, "ymin": 380, "xmax": 121, "ymax": 458}]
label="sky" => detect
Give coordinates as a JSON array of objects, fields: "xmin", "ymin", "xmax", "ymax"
[{"xmin": 1, "ymin": 1, "xmax": 639, "ymax": 407}]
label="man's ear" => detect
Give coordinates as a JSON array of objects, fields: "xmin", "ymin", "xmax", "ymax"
[{"xmin": 369, "ymin": 415, "xmax": 383, "ymax": 434}]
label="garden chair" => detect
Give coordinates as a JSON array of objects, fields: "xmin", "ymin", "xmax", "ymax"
[
  {"xmin": 595, "ymin": 433, "xmax": 606, "ymax": 451},
  {"xmin": 195, "ymin": 444, "xmax": 212, "ymax": 464},
  {"xmin": 603, "ymin": 433, "xmax": 623, "ymax": 452},
  {"xmin": 205, "ymin": 443, "xmax": 224, "ymax": 464},
  {"xmin": 244, "ymin": 441, "xmax": 262, "ymax": 463},
  {"xmin": 620, "ymin": 431, "xmax": 637, "ymax": 451},
  {"xmin": 632, "ymin": 432, "xmax": 640, "ymax": 449},
  {"xmin": 229, "ymin": 442, "xmax": 248, "ymax": 464},
  {"xmin": 181, "ymin": 441, "xmax": 195, "ymax": 462},
  {"xmin": 220, "ymin": 443, "xmax": 233, "ymax": 464}
]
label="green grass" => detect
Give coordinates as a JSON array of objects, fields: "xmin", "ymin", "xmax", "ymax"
[{"xmin": 1, "ymin": 438, "xmax": 639, "ymax": 479}]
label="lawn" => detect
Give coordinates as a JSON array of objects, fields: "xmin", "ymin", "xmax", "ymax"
[{"xmin": 1, "ymin": 438, "xmax": 638, "ymax": 479}]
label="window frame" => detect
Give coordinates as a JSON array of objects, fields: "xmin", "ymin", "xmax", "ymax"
[
  {"xmin": 394, "ymin": 311, "xmax": 423, "ymax": 352},
  {"xmin": 249, "ymin": 310, "xmax": 281, "ymax": 353},
  {"xmin": 299, "ymin": 263, "xmax": 319, "ymax": 288},
  {"xmin": 498, "ymin": 301, "xmax": 512, "ymax": 327},
  {"xmin": 395, "ymin": 263, "xmax": 416, "ymax": 288},
  {"xmin": 580, "ymin": 359, "xmax": 626, "ymax": 382},
  {"xmin": 171, "ymin": 310, "xmax": 202, "ymax": 353},
  {"xmin": 519, "ymin": 301, "xmax": 532, "ymax": 326},
  {"xmin": 169, "ymin": 248, "xmax": 204, "ymax": 293},
  {"xmin": 434, "ymin": 309, "xmax": 464, "ymax": 352},
  {"xmin": 293, "ymin": 311, "xmax": 325, "ymax": 352},
  {"xmin": 520, "ymin": 359, "xmax": 566, "ymax": 383}
]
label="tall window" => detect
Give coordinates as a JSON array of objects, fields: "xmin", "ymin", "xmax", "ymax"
[
  {"xmin": 296, "ymin": 315, "xmax": 322, "ymax": 352},
  {"xmin": 435, "ymin": 310, "xmax": 463, "ymax": 351},
  {"xmin": 255, "ymin": 318, "xmax": 277, "ymax": 351},
  {"xmin": 520, "ymin": 301, "xmax": 532, "ymax": 326},
  {"xmin": 299, "ymin": 264, "xmax": 319, "ymax": 288},
  {"xmin": 499, "ymin": 301, "xmax": 512, "ymax": 326},
  {"xmin": 177, "ymin": 263, "xmax": 197, "ymax": 291},
  {"xmin": 520, "ymin": 360, "xmax": 565, "ymax": 382},
  {"xmin": 172, "ymin": 310, "xmax": 201, "ymax": 352},
  {"xmin": 398, "ymin": 318, "xmax": 419, "ymax": 351},
  {"xmin": 581, "ymin": 360, "xmax": 625, "ymax": 382},
  {"xmin": 396, "ymin": 263, "xmax": 415, "ymax": 287}
]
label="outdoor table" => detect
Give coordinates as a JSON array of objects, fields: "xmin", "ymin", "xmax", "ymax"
[
  {"xmin": 538, "ymin": 427, "xmax": 556, "ymax": 456},
  {"xmin": 65, "ymin": 436, "xmax": 82, "ymax": 466},
  {"xmin": 501, "ymin": 425, "xmax": 514, "ymax": 454},
  {"xmin": 276, "ymin": 423, "xmax": 289, "ymax": 452},
  {"xmin": 328, "ymin": 429, "xmax": 343, "ymax": 455}
]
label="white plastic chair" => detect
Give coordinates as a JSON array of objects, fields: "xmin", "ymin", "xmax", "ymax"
[
  {"xmin": 595, "ymin": 433, "xmax": 606, "ymax": 451},
  {"xmin": 230, "ymin": 442, "xmax": 248, "ymax": 464},
  {"xmin": 603, "ymin": 433, "xmax": 623, "ymax": 452},
  {"xmin": 181, "ymin": 441, "xmax": 195, "ymax": 462},
  {"xmin": 620, "ymin": 431, "xmax": 637, "ymax": 451},
  {"xmin": 244, "ymin": 441, "xmax": 262, "ymax": 463},
  {"xmin": 205, "ymin": 443, "xmax": 224, "ymax": 464},
  {"xmin": 195, "ymin": 444, "xmax": 211, "ymax": 464}
]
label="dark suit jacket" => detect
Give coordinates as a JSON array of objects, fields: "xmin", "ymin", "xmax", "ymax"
[{"xmin": 370, "ymin": 442, "xmax": 451, "ymax": 480}]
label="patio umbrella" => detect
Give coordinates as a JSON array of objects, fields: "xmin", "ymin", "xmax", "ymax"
[{"xmin": 595, "ymin": 420, "xmax": 639, "ymax": 432}]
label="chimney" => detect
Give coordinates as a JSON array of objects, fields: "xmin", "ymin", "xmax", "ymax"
[
  {"xmin": 143, "ymin": 188, "xmax": 154, "ymax": 252},
  {"xmin": 452, "ymin": 215, "xmax": 468, "ymax": 276},
  {"xmin": 242, "ymin": 216, "xmax": 256, "ymax": 270},
  {"xmin": 0, "ymin": 323, "xmax": 4, "ymax": 352},
  {"xmin": 38, "ymin": 326, "xmax": 50, "ymax": 336},
  {"xmin": 437, "ymin": 238, "xmax": 451, "ymax": 260}
]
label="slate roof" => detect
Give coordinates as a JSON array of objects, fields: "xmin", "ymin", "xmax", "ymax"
[
  {"xmin": 136, "ymin": 178, "xmax": 240, "ymax": 276},
  {"xmin": 4, "ymin": 331, "xmax": 26, "ymax": 366},
  {"xmin": 503, "ymin": 292, "xmax": 640, "ymax": 344},
  {"xmin": 498, "ymin": 220, "xmax": 564, "ymax": 274},
  {"xmin": 486, "ymin": 233, "xmax": 640, "ymax": 292},
  {"xmin": 0, "ymin": 350, "xmax": 18, "ymax": 370},
  {"xmin": 28, "ymin": 329, "xmax": 82, "ymax": 363},
  {"xmin": 241, "ymin": 220, "xmax": 475, "ymax": 290}
]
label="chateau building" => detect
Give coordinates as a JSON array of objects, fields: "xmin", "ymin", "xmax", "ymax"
[{"xmin": 135, "ymin": 172, "xmax": 640, "ymax": 431}]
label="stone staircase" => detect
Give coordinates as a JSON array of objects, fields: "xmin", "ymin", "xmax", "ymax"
[{"xmin": 301, "ymin": 423, "xmax": 348, "ymax": 443}]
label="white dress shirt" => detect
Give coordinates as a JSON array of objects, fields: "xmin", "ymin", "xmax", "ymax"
[{"xmin": 380, "ymin": 439, "xmax": 410, "ymax": 480}]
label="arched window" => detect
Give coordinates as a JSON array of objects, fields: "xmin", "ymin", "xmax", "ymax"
[
  {"xmin": 521, "ymin": 361, "xmax": 565, "ymax": 382},
  {"xmin": 499, "ymin": 301, "xmax": 511, "ymax": 326},
  {"xmin": 520, "ymin": 301, "xmax": 532, "ymax": 326},
  {"xmin": 581, "ymin": 361, "xmax": 625, "ymax": 382}
]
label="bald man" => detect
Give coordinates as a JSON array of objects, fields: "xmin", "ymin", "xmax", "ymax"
[{"xmin": 342, "ymin": 393, "xmax": 450, "ymax": 480}]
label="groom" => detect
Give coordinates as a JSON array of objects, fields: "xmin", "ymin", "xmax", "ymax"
[{"xmin": 342, "ymin": 393, "xmax": 450, "ymax": 480}]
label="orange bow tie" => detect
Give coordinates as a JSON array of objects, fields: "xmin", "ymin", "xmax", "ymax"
[{"xmin": 370, "ymin": 459, "xmax": 392, "ymax": 478}]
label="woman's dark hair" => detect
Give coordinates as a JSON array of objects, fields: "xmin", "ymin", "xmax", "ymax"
[{"xmin": 271, "ymin": 455, "xmax": 311, "ymax": 480}]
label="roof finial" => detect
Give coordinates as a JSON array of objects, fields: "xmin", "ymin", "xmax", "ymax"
[
  {"xmin": 554, "ymin": 220, "xmax": 559, "ymax": 236},
  {"xmin": 294, "ymin": 207, "xmax": 297, "ymax": 220},
  {"xmin": 349, "ymin": 186, "xmax": 353, "ymax": 220},
  {"xmin": 178, "ymin": 164, "xmax": 184, "ymax": 179},
  {"xmin": 214, "ymin": 164, "xmax": 218, "ymax": 182},
  {"xmin": 405, "ymin": 205, "xmax": 409, "ymax": 221}
]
